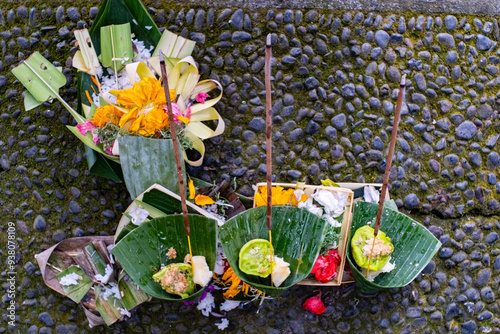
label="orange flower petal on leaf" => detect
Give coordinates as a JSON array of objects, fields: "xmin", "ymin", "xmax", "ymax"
[
  {"xmin": 188, "ymin": 179, "xmax": 195, "ymax": 200},
  {"xmin": 195, "ymin": 194, "xmax": 215, "ymax": 206}
]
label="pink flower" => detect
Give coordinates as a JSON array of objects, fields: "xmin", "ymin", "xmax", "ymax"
[
  {"xmin": 105, "ymin": 146, "xmax": 115, "ymax": 156},
  {"xmin": 92, "ymin": 132, "xmax": 100, "ymax": 145},
  {"xmin": 303, "ymin": 291, "xmax": 326, "ymax": 315},
  {"xmin": 76, "ymin": 120, "xmax": 96, "ymax": 136},
  {"xmin": 195, "ymin": 92, "xmax": 210, "ymax": 104},
  {"xmin": 165, "ymin": 103, "xmax": 191, "ymax": 124}
]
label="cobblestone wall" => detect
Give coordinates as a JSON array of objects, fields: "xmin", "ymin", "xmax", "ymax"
[{"xmin": 1, "ymin": 2, "xmax": 500, "ymax": 334}]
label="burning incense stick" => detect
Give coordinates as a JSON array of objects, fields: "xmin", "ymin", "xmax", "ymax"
[
  {"xmin": 264, "ymin": 34, "xmax": 274, "ymax": 286},
  {"xmin": 158, "ymin": 50, "xmax": 194, "ymax": 271},
  {"xmin": 365, "ymin": 74, "xmax": 406, "ymax": 278}
]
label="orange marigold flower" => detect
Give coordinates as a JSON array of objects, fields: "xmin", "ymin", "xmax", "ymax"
[
  {"xmin": 255, "ymin": 185, "xmax": 295, "ymax": 207},
  {"xmin": 91, "ymin": 104, "xmax": 124, "ymax": 127},
  {"xmin": 115, "ymin": 77, "xmax": 175, "ymax": 134}
]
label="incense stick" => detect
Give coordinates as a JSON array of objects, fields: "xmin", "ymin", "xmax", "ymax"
[
  {"xmin": 264, "ymin": 34, "xmax": 274, "ymax": 287},
  {"xmin": 365, "ymin": 74, "xmax": 406, "ymax": 278},
  {"xmin": 158, "ymin": 50, "xmax": 194, "ymax": 271}
]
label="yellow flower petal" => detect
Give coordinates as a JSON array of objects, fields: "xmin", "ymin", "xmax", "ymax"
[
  {"xmin": 188, "ymin": 179, "xmax": 195, "ymax": 200},
  {"xmin": 194, "ymin": 194, "xmax": 215, "ymax": 206},
  {"xmin": 176, "ymin": 115, "xmax": 190, "ymax": 124}
]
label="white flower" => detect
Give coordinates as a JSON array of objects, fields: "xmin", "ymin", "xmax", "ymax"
[
  {"xmin": 129, "ymin": 206, "xmax": 149, "ymax": 226},
  {"xmin": 298, "ymin": 198, "xmax": 323, "ymax": 216},
  {"xmin": 197, "ymin": 291, "xmax": 215, "ymax": 317},
  {"xmin": 361, "ymin": 260, "xmax": 395, "ymax": 282},
  {"xmin": 312, "ymin": 190, "xmax": 349, "ymax": 217},
  {"xmin": 219, "ymin": 300, "xmax": 240, "ymax": 311},
  {"xmin": 293, "ymin": 189, "xmax": 305, "ymax": 201},
  {"xmin": 364, "ymin": 185, "xmax": 380, "ymax": 204},
  {"xmin": 324, "ymin": 215, "xmax": 342, "ymax": 228},
  {"xmin": 215, "ymin": 318, "xmax": 229, "ymax": 330}
]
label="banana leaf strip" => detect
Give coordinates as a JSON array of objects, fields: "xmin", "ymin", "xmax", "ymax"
[
  {"xmin": 346, "ymin": 201, "xmax": 441, "ymax": 294},
  {"xmin": 114, "ymin": 183, "xmax": 224, "ymax": 243},
  {"xmin": 219, "ymin": 206, "xmax": 327, "ymax": 297},
  {"xmin": 118, "ymin": 271, "xmax": 151, "ymax": 310},
  {"xmin": 73, "ymin": 29, "xmax": 100, "ymax": 76},
  {"xmin": 111, "ymin": 215, "xmax": 218, "ymax": 301},
  {"xmin": 100, "ymin": 23, "xmax": 134, "ymax": 72},
  {"xmin": 95, "ymin": 285, "xmax": 127, "ymax": 326},
  {"xmin": 12, "ymin": 52, "xmax": 84, "ymax": 124}
]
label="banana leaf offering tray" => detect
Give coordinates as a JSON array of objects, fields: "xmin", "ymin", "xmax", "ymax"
[{"xmin": 34, "ymin": 237, "xmax": 150, "ymax": 327}]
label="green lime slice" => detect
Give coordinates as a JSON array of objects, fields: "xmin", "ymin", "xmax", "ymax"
[{"xmin": 239, "ymin": 239, "xmax": 273, "ymax": 278}]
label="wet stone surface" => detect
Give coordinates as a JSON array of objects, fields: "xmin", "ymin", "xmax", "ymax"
[{"xmin": 0, "ymin": 2, "xmax": 500, "ymax": 333}]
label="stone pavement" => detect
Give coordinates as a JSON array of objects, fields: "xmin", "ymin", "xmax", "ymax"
[{"xmin": 0, "ymin": 2, "xmax": 499, "ymax": 333}]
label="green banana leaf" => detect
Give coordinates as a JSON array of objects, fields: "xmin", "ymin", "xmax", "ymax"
[
  {"xmin": 111, "ymin": 215, "xmax": 218, "ymax": 301},
  {"xmin": 118, "ymin": 136, "xmax": 185, "ymax": 199},
  {"xmin": 56, "ymin": 266, "xmax": 93, "ymax": 303},
  {"xmin": 75, "ymin": 0, "xmax": 161, "ymax": 182},
  {"xmin": 90, "ymin": 0, "xmax": 161, "ymax": 55},
  {"xmin": 346, "ymin": 201, "xmax": 441, "ymax": 294},
  {"xmin": 219, "ymin": 205, "xmax": 327, "ymax": 297},
  {"xmin": 95, "ymin": 284, "xmax": 127, "ymax": 326},
  {"xmin": 118, "ymin": 271, "xmax": 151, "ymax": 310}
]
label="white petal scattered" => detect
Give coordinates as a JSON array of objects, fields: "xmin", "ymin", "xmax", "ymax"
[
  {"xmin": 99, "ymin": 282, "xmax": 121, "ymax": 300},
  {"xmin": 145, "ymin": 25, "xmax": 152, "ymax": 30},
  {"xmin": 215, "ymin": 318, "xmax": 229, "ymax": 330},
  {"xmin": 129, "ymin": 206, "xmax": 150, "ymax": 226},
  {"xmin": 197, "ymin": 291, "xmax": 215, "ymax": 317},
  {"xmin": 298, "ymin": 198, "xmax": 323, "ymax": 216},
  {"xmin": 293, "ymin": 189, "xmax": 305, "ymax": 201},
  {"xmin": 324, "ymin": 215, "xmax": 342, "ymax": 228},
  {"xmin": 95, "ymin": 264, "xmax": 114, "ymax": 283},
  {"xmin": 361, "ymin": 260, "xmax": 396, "ymax": 282},
  {"xmin": 219, "ymin": 300, "xmax": 240, "ymax": 311},
  {"xmin": 59, "ymin": 272, "xmax": 81, "ymax": 286},
  {"xmin": 364, "ymin": 185, "xmax": 380, "ymax": 204},
  {"xmin": 117, "ymin": 307, "xmax": 131, "ymax": 317},
  {"xmin": 312, "ymin": 190, "xmax": 349, "ymax": 217}
]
